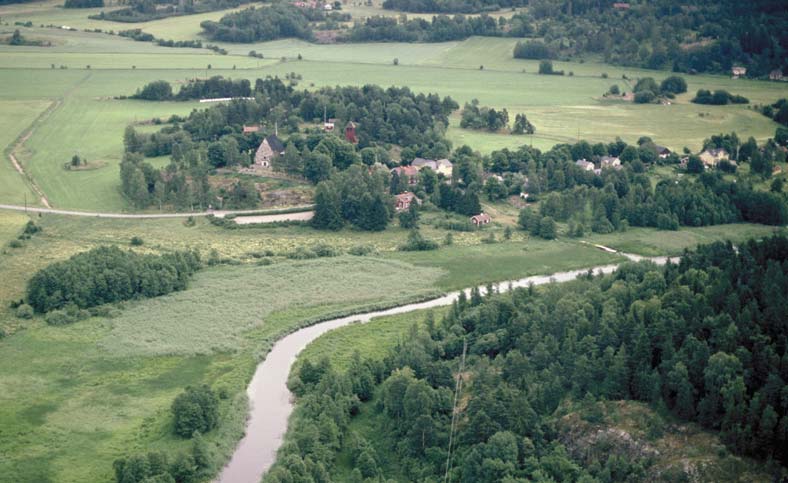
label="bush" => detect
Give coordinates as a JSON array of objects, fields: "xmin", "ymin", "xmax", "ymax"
[
  {"xmin": 130, "ymin": 236, "xmax": 144, "ymax": 246},
  {"xmin": 513, "ymin": 40, "xmax": 554, "ymax": 60},
  {"xmin": 311, "ymin": 243, "xmax": 339, "ymax": 257},
  {"xmin": 399, "ymin": 230, "xmax": 439, "ymax": 251},
  {"xmin": 348, "ymin": 245, "xmax": 375, "ymax": 256},
  {"xmin": 172, "ymin": 385, "xmax": 219, "ymax": 438},
  {"xmin": 8, "ymin": 240, "xmax": 23, "ymax": 248},
  {"xmin": 15, "ymin": 304, "xmax": 34, "ymax": 319},
  {"xmin": 45, "ymin": 309, "xmax": 76, "ymax": 326}
]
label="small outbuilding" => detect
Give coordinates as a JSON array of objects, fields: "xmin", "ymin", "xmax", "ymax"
[{"xmin": 470, "ymin": 213, "xmax": 492, "ymax": 226}]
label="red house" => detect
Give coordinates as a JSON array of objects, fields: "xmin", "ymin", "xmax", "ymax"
[
  {"xmin": 470, "ymin": 213, "xmax": 491, "ymax": 226},
  {"xmin": 394, "ymin": 192, "xmax": 420, "ymax": 211},
  {"xmin": 345, "ymin": 121, "xmax": 358, "ymax": 144}
]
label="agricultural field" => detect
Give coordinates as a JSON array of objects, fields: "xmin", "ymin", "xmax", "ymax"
[{"xmin": 1, "ymin": 1, "xmax": 786, "ymax": 212}]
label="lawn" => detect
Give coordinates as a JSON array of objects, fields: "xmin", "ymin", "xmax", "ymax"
[
  {"xmin": 387, "ymin": 238, "xmax": 623, "ymax": 290},
  {"xmin": 583, "ymin": 223, "xmax": 786, "ymax": 257}
]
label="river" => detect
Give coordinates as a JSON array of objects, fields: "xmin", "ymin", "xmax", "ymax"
[{"xmin": 217, "ymin": 254, "xmax": 675, "ymax": 483}]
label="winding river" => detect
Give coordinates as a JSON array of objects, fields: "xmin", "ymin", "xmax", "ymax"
[{"xmin": 217, "ymin": 253, "xmax": 674, "ymax": 483}]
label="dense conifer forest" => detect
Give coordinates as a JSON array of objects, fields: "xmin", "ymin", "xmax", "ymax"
[{"xmin": 269, "ymin": 236, "xmax": 788, "ymax": 482}]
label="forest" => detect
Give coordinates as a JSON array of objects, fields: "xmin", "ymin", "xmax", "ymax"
[
  {"xmin": 268, "ymin": 235, "xmax": 788, "ymax": 482},
  {"xmin": 193, "ymin": 0, "xmax": 787, "ymax": 75},
  {"xmin": 382, "ymin": 0, "xmax": 525, "ymax": 14},
  {"xmin": 25, "ymin": 246, "xmax": 201, "ymax": 313},
  {"xmin": 200, "ymin": 4, "xmax": 349, "ymax": 42}
]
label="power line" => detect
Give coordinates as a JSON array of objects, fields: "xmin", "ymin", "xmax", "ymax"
[{"xmin": 444, "ymin": 336, "xmax": 467, "ymax": 483}]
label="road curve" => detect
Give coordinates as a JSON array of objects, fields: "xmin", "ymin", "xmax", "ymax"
[
  {"xmin": 0, "ymin": 204, "xmax": 313, "ymax": 220},
  {"xmin": 217, "ymin": 255, "xmax": 678, "ymax": 483}
]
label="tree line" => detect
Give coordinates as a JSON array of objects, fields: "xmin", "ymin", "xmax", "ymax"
[
  {"xmin": 269, "ymin": 235, "xmax": 788, "ymax": 481},
  {"xmin": 26, "ymin": 246, "xmax": 201, "ymax": 313},
  {"xmin": 131, "ymin": 77, "xmax": 252, "ymax": 101},
  {"xmin": 382, "ymin": 0, "xmax": 525, "ymax": 14},
  {"xmin": 200, "ymin": 3, "xmax": 348, "ymax": 43}
]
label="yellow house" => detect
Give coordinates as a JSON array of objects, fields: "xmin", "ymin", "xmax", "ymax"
[{"xmin": 699, "ymin": 148, "xmax": 729, "ymax": 167}]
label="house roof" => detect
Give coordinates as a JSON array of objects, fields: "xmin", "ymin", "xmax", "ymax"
[
  {"xmin": 243, "ymin": 125, "xmax": 261, "ymax": 133},
  {"xmin": 655, "ymin": 145, "xmax": 671, "ymax": 154},
  {"xmin": 395, "ymin": 191, "xmax": 418, "ymax": 202},
  {"xmin": 471, "ymin": 213, "xmax": 491, "ymax": 223},
  {"xmin": 392, "ymin": 166, "xmax": 419, "ymax": 177},
  {"xmin": 265, "ymin": 135, "xmax": 285, "ymax": 153}
]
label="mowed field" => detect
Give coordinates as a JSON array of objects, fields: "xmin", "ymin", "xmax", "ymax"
[{"xmin": 0, "ymin": 0, "xmax": 786, "ymax": 211}]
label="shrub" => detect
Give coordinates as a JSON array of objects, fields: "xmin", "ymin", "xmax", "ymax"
[
  {"xmin": 15, "ymin": 304, "xmax": 34, "ymax": 319},
  {"xmin": 9, "ymin": 240, "xmax": 23, "ymax": 248},
  {"xmin": 348, "ymin": 245, "xmax": 375, "ymax": 256},
  {"xmin": 287, "ymin": 247, "xmax": 318, "ymax": 260},
  {"xmin": 45, "ymin": 309, "xmax": 76, "ymax": 326},
  {"xmin": 130, "ymin": 236, "xmax": 144, "ymax": 246},
  {"xmin": 172, "ymin": 385, "xmax": 219, "ymax": 438},
  {"xmin": 399, "ymin": 230, "xmax": 439, "ymax": 251},
  {"xmin": 311, "ymin": 243, "xmax": 339, "ymax": 257},
  {"xmin": 513, "ymin": 40, "xmax": 554, "ymax": 60}
]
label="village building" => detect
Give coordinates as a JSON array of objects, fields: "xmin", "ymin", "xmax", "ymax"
[
  {"xmin": 470, "ymin": 213, "xmax": 492, "ymax": 226},
  {"xmin": 409, "ymin": 157, "xmax": 453, "ymax": 178},
  {"xmin": 600, "ymin": 155, "xmax": 621, "ymax": 169},
  {"xmin": 612, "ymin": 2, "xmax": 630, "ymax": 9},
  {"xmin": 575, "ymin": 159, "xmax": 595, "ymax": 171},
  {"xmin": 254, "ymin": 135, "xmax": 285, "ymax": 168},
  {"xmin": 698, "ymin": 148, "xmax": 729, "ymax": 167},
  {"xmin": 769, "ymin": 69, "xmax": 784, "ymax": 81},
  {"xmin": 242, "ymin": 125, "xmax": 261, "ymax": 134},
  {"xmin": 323, "ymin": 118, "xmax": 336, "ymax": 131},
  {"xmin": 731, "ymin": 66, "xmax": 747, "ymax": 78},
  {"xmin": 345, "ymin": 121, "xmax": 358, "ymax": 144},
  {"xmin": 655, "ymin": 145, "xmax": 671, "ymax": 158},
  {"xmin": 394, "ymin": 191, "xmax": 420, "ymax": 211},
  {"xmin": 391, "ymin": 165, "xmax": 419, "ymax": 185}
]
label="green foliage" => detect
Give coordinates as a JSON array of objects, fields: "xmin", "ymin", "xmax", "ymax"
[
  {"xmin": 513, "ymin": 40, "xmax": 554, "ymax": 60},
  {"xmin": 63, "ymin": 0, "xmax": 103, "ymax": 8},
  {"xmin": 460, "ymin": 99, "xmax": 509, "ymax": 132},
  {"xmin": 399, "ymin": 230, "xmax": 439, "ymax": 251},
  {"xmin": 281, "ymin": 236, "xmax": 788, "ymax": 481},
  {"xmin": 26, "ymin": 246, "xmax": 201, "ymax": 313},
  {"xmin": 171, "ymin": 385, "xmax": 219, "ymax": 438},
  {"xmin": 692, "ymin": 89, "xmax": 749, "ymax": 105}
]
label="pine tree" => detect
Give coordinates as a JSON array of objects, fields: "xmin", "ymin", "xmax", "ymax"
[{"xmin": 312, "ymin": 182, "xmax": 344, "ymax": 230}]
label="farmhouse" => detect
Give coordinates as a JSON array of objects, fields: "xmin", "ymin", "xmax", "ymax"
[
  {"xmin": 731, "ymin": 66, "xmax": 747, "ymax": 78},
  {"xmin": 254, "ymin": 135, "xmax": 285, "ymax": 168},
  {"xmin": 470, "ymin": 213, "xmax": 492, "ymax": 226},
  {"xmin": 600, "ymin": 155, "xmax": 621, "ymax": 169},
  {"xmin": 409, "ymin": 157, "xmax": 453, "ymax": 178},
  {"xmin": 655, "ymin": 145, "xmax": 671, "ymax": 158},
  {"xmin": 575, "ymin": 159, "xmax": 595, "ymax": 171},
  {"xmin": 770, "ymin": 70, "xmax": 784, "ymax": 81},
  {"xmin": 394, "ymin": 191, "xmax": 420, "ymax": 211},
  {"xmin": 699, "ymin": 148, "xmax": 729, "ymax": 167},
  {"xmin": 391, "ymin": 165, "xmax": 419, "ymax": 185}
]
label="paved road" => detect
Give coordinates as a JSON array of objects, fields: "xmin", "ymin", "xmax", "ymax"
[{"xmin": 0, "ymin": 204, "xmax": 313, "ymax": 220}]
